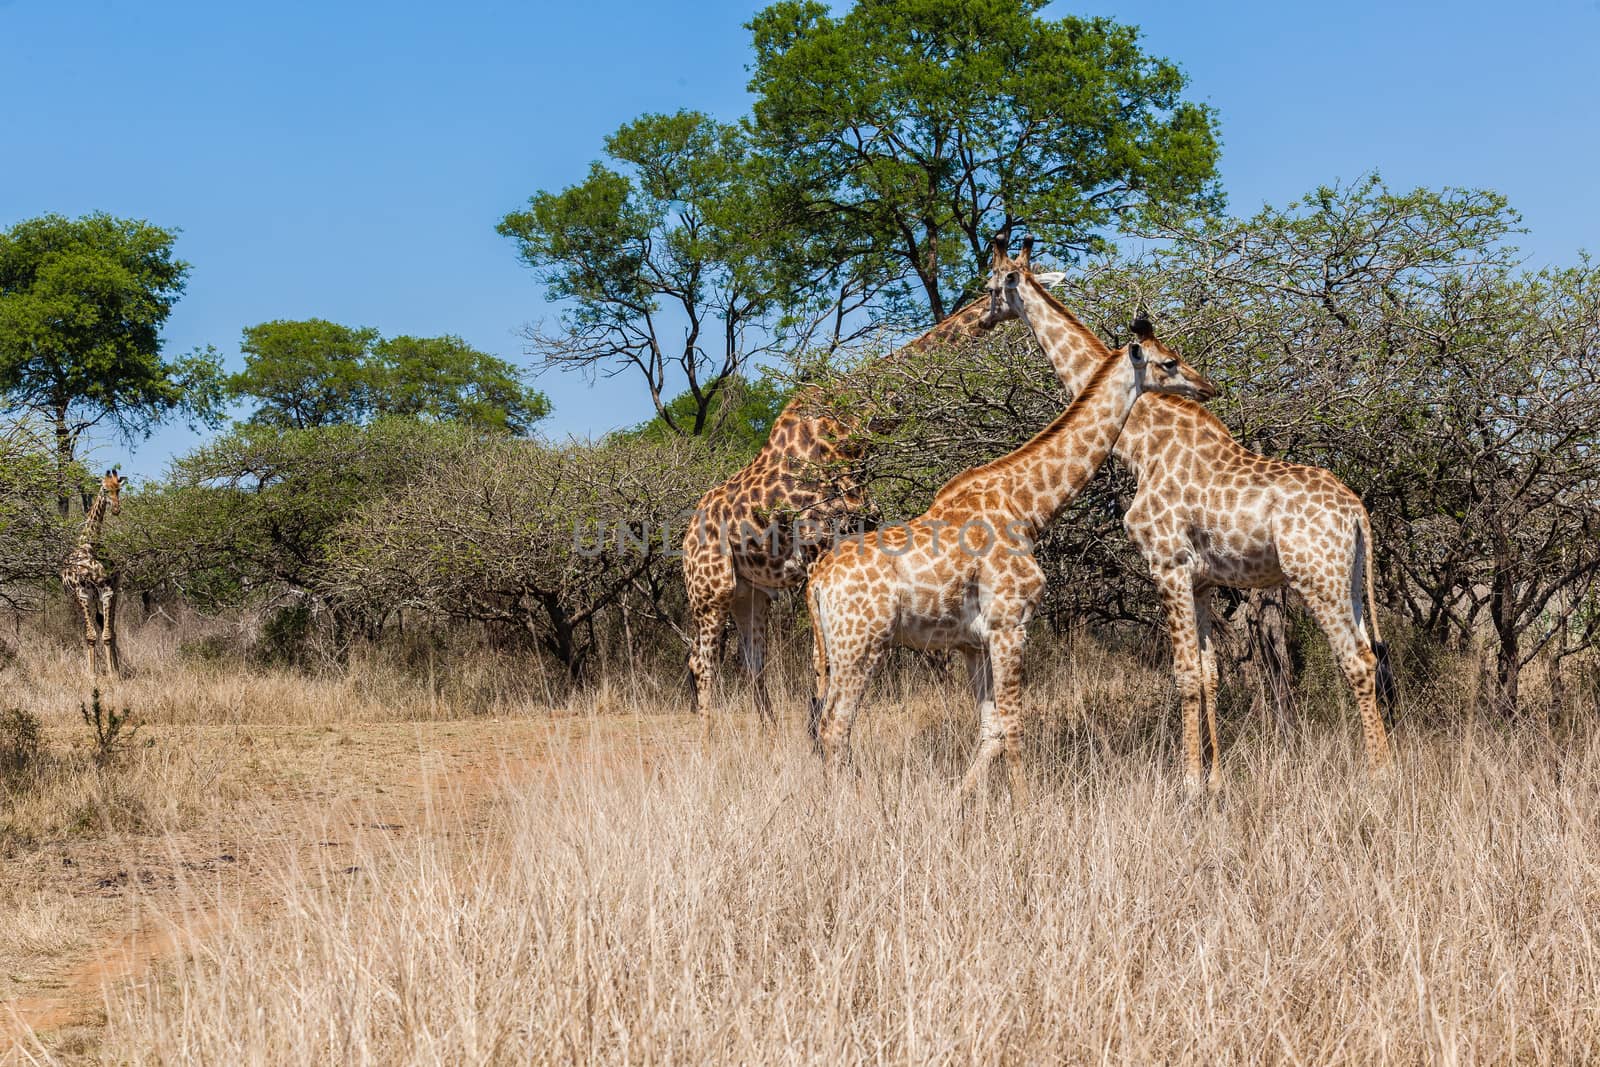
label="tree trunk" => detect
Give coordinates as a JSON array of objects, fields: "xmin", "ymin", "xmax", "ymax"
[{"xmin": 1488, "ymin": 526, "xmax": 1520, "ymax": 718}]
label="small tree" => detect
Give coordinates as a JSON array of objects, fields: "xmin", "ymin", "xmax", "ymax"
[
  {"xmin": 326, "ymin": 433, "xmax": 735, "ymax": 679},
  {"xmin": 0, "ymin": 421, "xmax": 74, "ymax": 609},
  {"xmin": 499, "ymin": 110, "xmax": 824, "ymax": 436},
  {"xmin": 0, "ymin": 213, "xmax": 223, "ymax": 513},
  {"xmin": 371, "ymin": 334, "xmax": 549, "ymax": 433}
]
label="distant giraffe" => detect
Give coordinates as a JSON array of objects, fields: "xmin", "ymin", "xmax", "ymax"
[
  {"xmin": 982, "ymin": 242, "xmax": 1396, "ymax": 791},
  {"xmin": 61, "ymin": 470, "xmax": 126, "ymax": 677},
  {"xmin": 806, "ymin": 287, "xmax": 1218, "ymax": 802}
]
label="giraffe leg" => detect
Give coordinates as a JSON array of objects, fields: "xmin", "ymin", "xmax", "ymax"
[
  {"xmin": 1195, "ymin": 588, "xmax": 1221, "ymax": 790},
  {"xmin": 731, "ymin": 581, "xmax": 775, "ymax": 730},
  {"xmin": 1297, "ymin": 588, "xmax": 1393, "ymax": 775},
  {"xmin": 1154, "ymin": 567, "xmax": 1207, "ymax": 794},
  {"xmin": 71, "ymin": 585, "xmax": 98, "ymax": 676},
  {"xmin": 956, "ymin": 646, "xmax": 996, "ymax": 800},
  {"xmin": 100, "ymin": 584, "xmax": 120, "ymax": 678},
  {"xmin": 685, "ymin": 556, "xmax": 736, "ymax": 735},
  {"xmin": 957, "ymin": 626, "xmax": 1030, "ymax": 808},
  {"xmin": 815, "ymin": 639, "xmax": 884, "ymax": 782}
]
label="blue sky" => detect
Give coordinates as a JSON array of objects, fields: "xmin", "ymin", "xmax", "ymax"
[{"xmin": 3, "ymin": 0, "xmax": 1598, "ymax": 479}]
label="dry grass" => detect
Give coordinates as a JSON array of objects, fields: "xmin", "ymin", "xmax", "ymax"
[
  {"xmin": 3, "ymin": 607, "xmax": 1597, "ymax": 1063},
  {"xmin": 29, "ymin": 636, "xmax": 1585, "ymax": 1065}
]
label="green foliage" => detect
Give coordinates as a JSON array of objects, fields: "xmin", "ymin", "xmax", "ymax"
[
  {"xmin": 499, "ymin": 111, "xmax": 810, "ymax": 436},
  {"xmin": 231, "ymin": 319, "xmax": 379, "ymax": 429},
  {"xmin": 746, "ymin": 0, "xmax": 1222, "ymax": 318},
  {"xmin": 371, "ymin": 334, "xmax": 550, "ymax": 432},
  {"xmin": 0, "ymin": 213, "xmax": 223, "ymax": 509},
  {"xmin": 229, "ymin": 321, "xmax": 549, "ymax": 433}
]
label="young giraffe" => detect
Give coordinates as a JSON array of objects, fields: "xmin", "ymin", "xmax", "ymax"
[
  {"xmin": 983, "ymin": 243, "xmax": 1396, "ymax": 791},
  {"xmin": 60, "ymin": 469, "xmax": 126, "ymax": 677},
  {"xmin": 681, "ymin": 293, "xmax": 1047, "ymax": 728},
  {"xmin": 806, "ymin": 302, "xmax": 1218, "ymax": 802}
]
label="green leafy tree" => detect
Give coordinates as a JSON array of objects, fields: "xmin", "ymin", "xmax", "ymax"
[
  {"xmin": 229, "ymin": 321, "xmax": 548, "ymax": 433},
  {"xmin": 499, "ymin": 110, "xmax": 828, "ymax": 436},
  {"xmin": 371, "ymin": 334, "xmax": 549, "ymax": 433},
  {"xmin": 0, "ymin": 213, "xmax": 223, "ymax": 513},
  {"xmin": 230, "ymin": 319, "xmax": 381, "ymax": 429},
  {"xmin": 747, "ymin": 0, "xmax": 1222, "ymax": 319}
]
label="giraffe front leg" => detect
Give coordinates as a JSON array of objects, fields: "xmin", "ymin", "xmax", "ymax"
[
  {"xmin": 1195, "ymin": 589, "xmax": 1221, "ymax": 791},
  {"xmin": 71, "ymin": 586, "xmax": 98, "ymax": 676},
  {"xmin": 100, "ymin": 585, "xmax": 121, "ymax": 678},
  {"xmin": 1154, "ymin": 567, "xmax": 1208, "ymax": 794},
  {"xmin": 956, "ymin": 646, "xmax": 998, "ymax": 804},
  {"xmin": 816, "ymin": 635, "xmax": 885, "ymax": 784},
  {"xmin": 991, "ymin": 625, "xmax": 1032, "ymax": 808}
]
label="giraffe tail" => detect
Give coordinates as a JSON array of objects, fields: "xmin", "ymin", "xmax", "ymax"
[
  {"xmin": 806, "ymin": 578, "xmax": 830, "ymax": 752},
  {"xmin": 1355, "ymin": 512, "xmax": 1398, "ymax": 726}
]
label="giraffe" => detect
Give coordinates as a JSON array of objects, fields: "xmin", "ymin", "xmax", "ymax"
[
  {"xmin": 806, "ymin": 303, "xmax": 1218, "ymax": 802},
  {"xmin": 60, "ymin": 469, "xmax": 126, "ymax": 677},
  {"xmin": 980, "ymin": 241, "xmax": 1396, "ymax": 791},
  {"xmin": 680, "ymin": 289, "xmax": 1053, "ymax": 728}
]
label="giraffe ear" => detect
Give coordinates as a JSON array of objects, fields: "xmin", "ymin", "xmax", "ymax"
[
  {"xmin": 1033, "ymin": 271, "xmax": 1066, "ymax": 287},
  {"xmin": 1128, "ymin": 342, "xmax": 1147, "ymax": 367}
]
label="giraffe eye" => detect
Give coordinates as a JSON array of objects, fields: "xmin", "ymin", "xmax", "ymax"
[{"xmin": 1163, "ymin": 358, "xmax": 1180, "ymax": 373}]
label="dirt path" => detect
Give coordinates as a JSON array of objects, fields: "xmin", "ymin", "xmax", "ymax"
[{"xmin": 0, "ymin": 713, "xmax": 700, "ymax": 1061}]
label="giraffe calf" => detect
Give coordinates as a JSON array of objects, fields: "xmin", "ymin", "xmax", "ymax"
[{"xmin": 806, "ymin": 328, "xmax": 1218, "ymax": 804}]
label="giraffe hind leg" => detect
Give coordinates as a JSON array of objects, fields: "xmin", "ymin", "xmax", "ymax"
[
  {"xmin": 100, "ymin": 584, "xmax": 120, "ymax": 677},
  {"xmin": 731, "ymin": 582, "xmax": 775, "ymax": 729},
  {"xmin": 1299, "ymin": 587, "xmax": 1393, "ymax": 774},
  {"xmin": 1154, "ymin": 567, "xmax": 1208, "ymax": 793}
]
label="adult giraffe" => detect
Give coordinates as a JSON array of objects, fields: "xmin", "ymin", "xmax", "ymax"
[
  {"xmin": 61, "ymin": 469, "xmax": 126, "ymax": 677},
  {"xmin": 980, "ymin": 240, "xmax": 1395, "ymax": 790},
  {"xmin": 806, "ymin": 316, "xmax": 1217, "ymax": 801}
]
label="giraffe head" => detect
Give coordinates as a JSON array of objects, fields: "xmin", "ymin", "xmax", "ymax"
[
  {"xmin": 978, "ymin": 234, "xmax": 1065, "ymax": 328},
  {"xmin": 1123, "ymin": 317, "xmax": 1218, "ymax": 401},
  {"xmin": 101, "ymin": 470, "xmax": 126, "ymax": 515}
]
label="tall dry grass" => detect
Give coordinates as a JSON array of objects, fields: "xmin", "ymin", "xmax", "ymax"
[{"xmin": 95, "ymin": 648, "xmax": 1600, "ymax": 1065}]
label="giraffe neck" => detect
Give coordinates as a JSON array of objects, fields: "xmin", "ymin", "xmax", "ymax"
[
  {"xmin": 772, "ymin": 297, "xmax": 994, "ymax": 445},
  {"xmin": 77, "ymin": 489, "xmax": 109, "ymax": 549},
  {"xmin": 958, "ymin": 351, "xmax": 1139, "ymax": 536},
  {"xmin": 1015, "ymin": 277, "xmax": 1112, "ymax": 397},
  {"xmin": 895, "ymin": 299, "xmax": 991, "ymax": 358}
]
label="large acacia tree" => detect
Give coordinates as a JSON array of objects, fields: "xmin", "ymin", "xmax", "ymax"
[
  {"xmin": 747, "ymin": 0, "xmax": 1223, "ymax": 319},
  {"xmin": 0, "ymin": 213, "xmax": 222, "ymax": 513}
]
